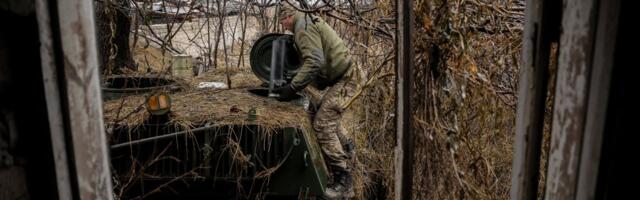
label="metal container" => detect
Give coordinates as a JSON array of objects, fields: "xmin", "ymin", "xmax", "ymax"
[{"xmin": 101, "ymin": 75, "xmax": 180, "ymax": 100}]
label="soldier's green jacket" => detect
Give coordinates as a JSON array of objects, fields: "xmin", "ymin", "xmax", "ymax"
[{"xmin": 290, "ymin": 12, "xmax": 352, "ymax": 90}]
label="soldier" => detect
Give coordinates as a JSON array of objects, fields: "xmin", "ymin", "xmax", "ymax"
[{"xmin": 274, "ymin": 3, "xmax": 357, "ymax": 199}]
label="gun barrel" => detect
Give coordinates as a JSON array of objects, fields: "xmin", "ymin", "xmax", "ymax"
[{"xmin": 269, "ymin": 37, "xmax": 287, "ymax": 97}]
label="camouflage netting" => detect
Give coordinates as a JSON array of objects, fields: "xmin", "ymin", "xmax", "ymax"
[
  {"xmin": 103, "ymin": 88, "xmax": 309, "ymax": 130},
  {"xmin": 103, "ymin": 67, "xmax": 318, "ymax": 199}
]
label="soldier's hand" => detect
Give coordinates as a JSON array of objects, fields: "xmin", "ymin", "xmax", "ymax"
[{"xmin": 274, "ymin": 84, "xmax": 298, "ymax": 102}]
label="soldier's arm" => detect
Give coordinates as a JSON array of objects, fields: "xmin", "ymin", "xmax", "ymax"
[{"xmin": 291, "ymin": 26, "xmax": 324, "ymax": 90}]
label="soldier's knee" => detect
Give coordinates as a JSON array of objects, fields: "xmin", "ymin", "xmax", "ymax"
[
  {"xmin": 312, "ymin": 121, "xmax": 325, "ymax": 132},
  {"xmin": 313, "ymin": 115, "xmax": 332, "ymax": 130}
]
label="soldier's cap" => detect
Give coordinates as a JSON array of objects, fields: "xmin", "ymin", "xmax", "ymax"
[{"xmin": 278, "ymin": 3, "xmax": 297, "ymax": 20}]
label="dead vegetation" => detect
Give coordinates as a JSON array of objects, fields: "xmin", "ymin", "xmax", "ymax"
[
  {"xmin": 410, "ymin": 0, "xmax": 524, "ymax": 199},
  {"xmin": 99, "ymin": 0, "xmax": 526, "ymax": 199},
  {"xmin": 103, "ymin": 88, "xmax": 310, "ymax": 129}
]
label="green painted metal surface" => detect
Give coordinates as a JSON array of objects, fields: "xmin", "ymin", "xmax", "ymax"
[
  {"xmin": 111, "ymin": 125, "xmax": 328, "ymax": 197},
  {"xmin": 249, "ymin": 33, "xmax": 302, "ymax": 83},
  {"xmin": 268, "ymin": 127, "xmax": 328, "ymax": 196}
]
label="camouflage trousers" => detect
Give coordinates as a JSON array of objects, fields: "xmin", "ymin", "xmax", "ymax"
[{"xmin": 304, "ymin": 68, "xmax": 357, "ymax": 172}]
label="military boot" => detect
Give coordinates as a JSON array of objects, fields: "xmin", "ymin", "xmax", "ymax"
[{"xmin": 324, "ymin": 168, "xmax": 355, "ymax": 199}]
